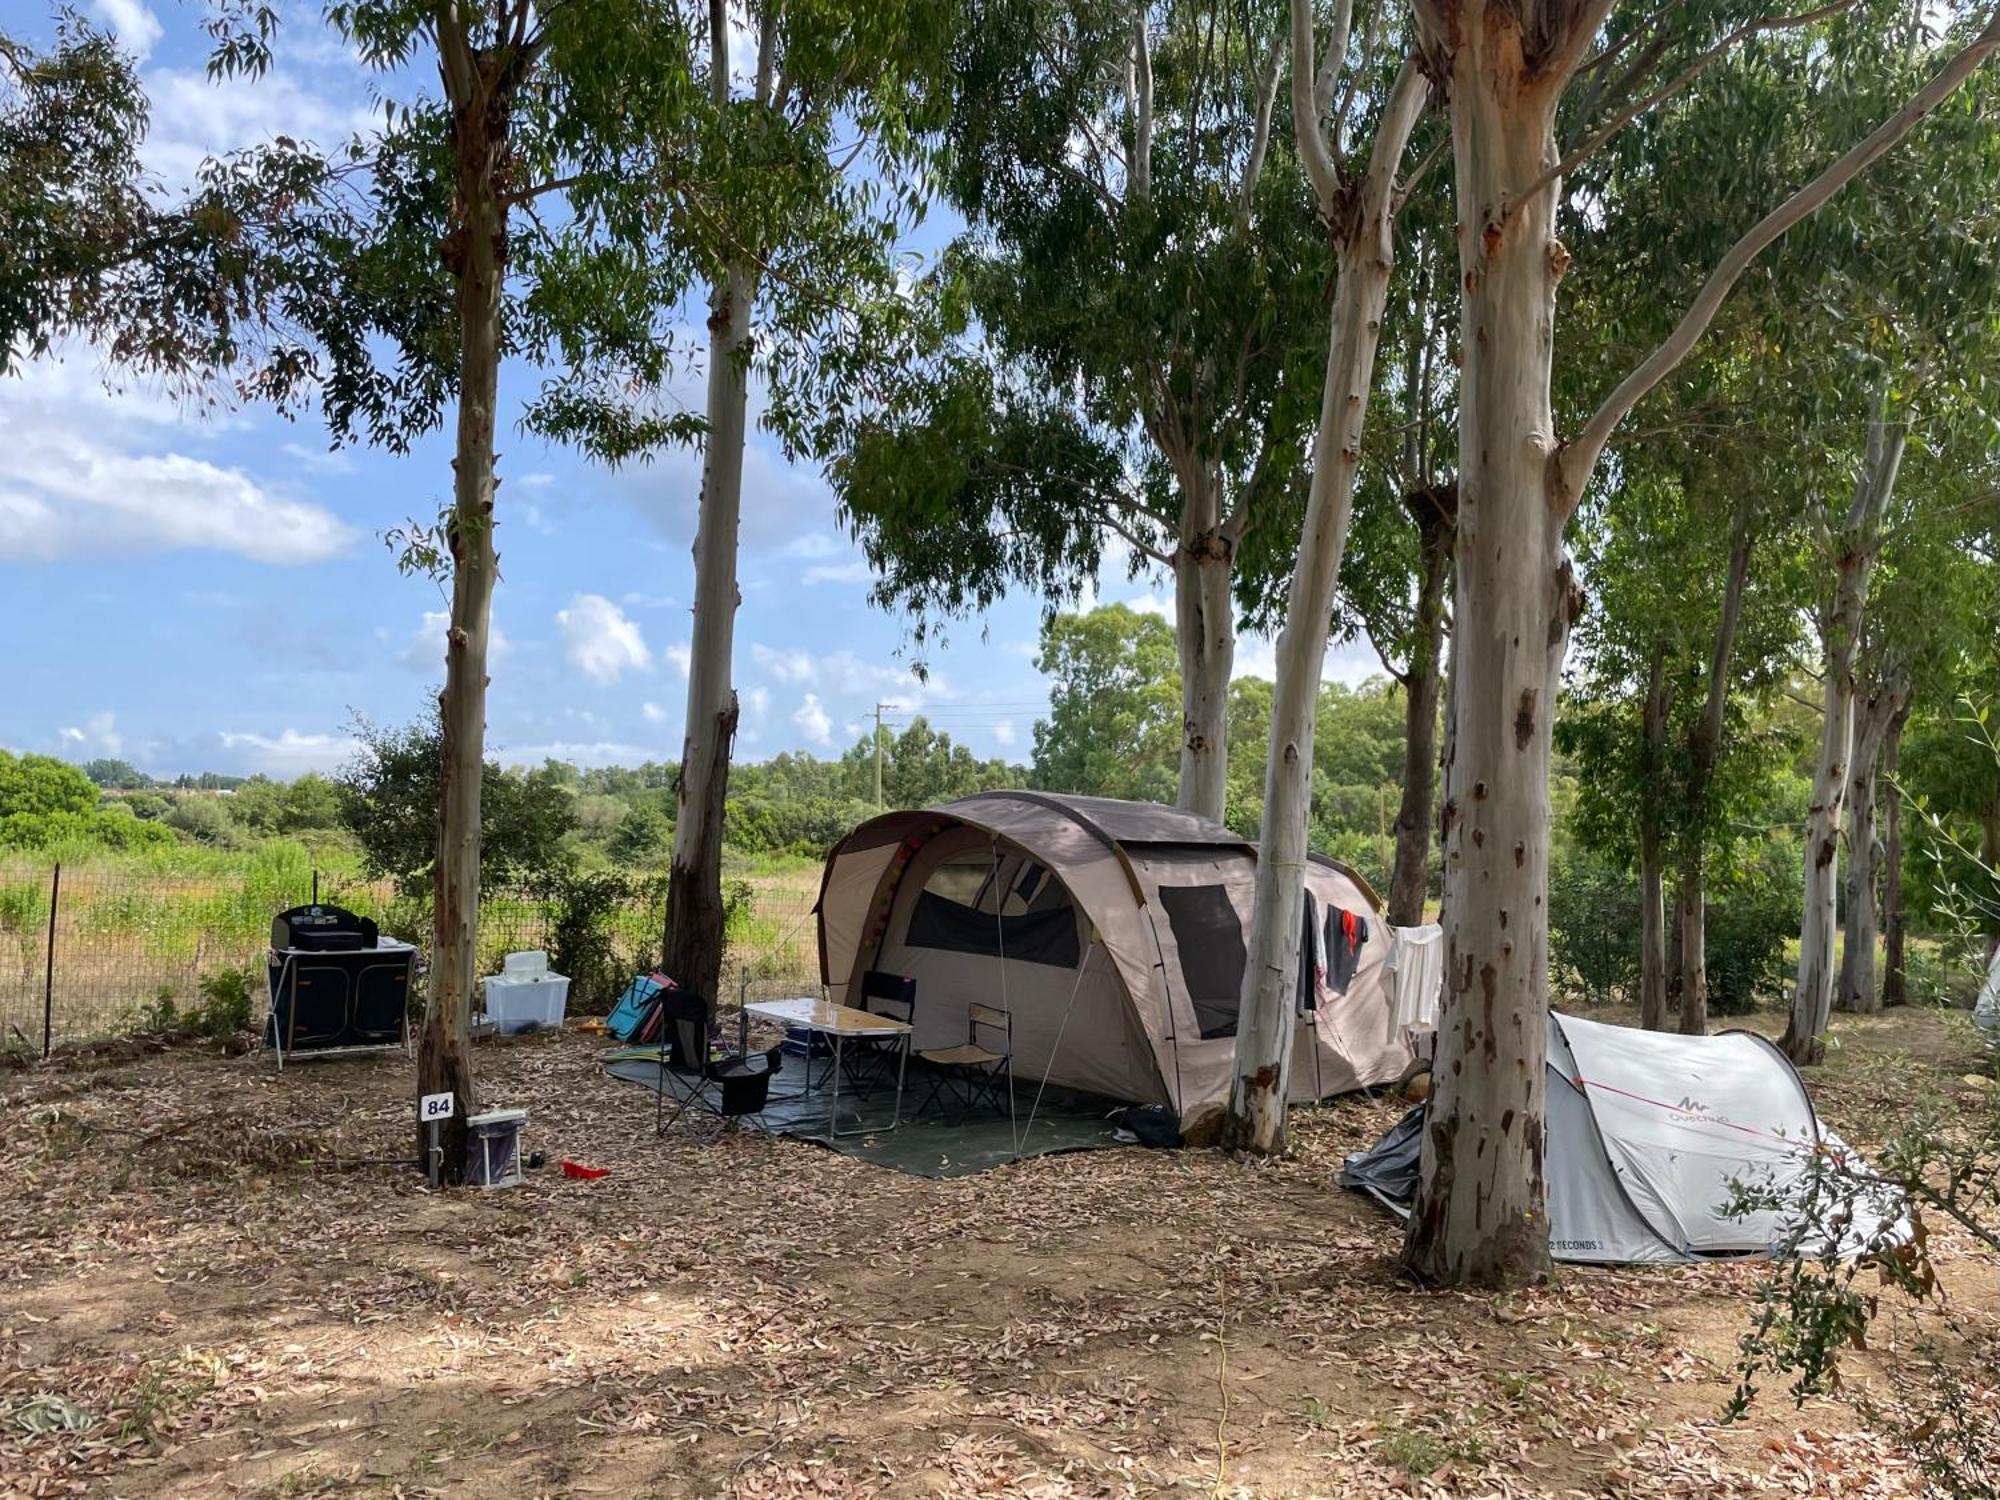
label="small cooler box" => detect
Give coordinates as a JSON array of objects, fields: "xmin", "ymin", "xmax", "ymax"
[{"xmin": 482, "ymin": 951, "xmax": 570, "ymax": 1034}]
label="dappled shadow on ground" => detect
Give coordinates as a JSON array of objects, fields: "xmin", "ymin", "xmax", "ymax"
[{"xmin": 2, "ymin": 1006, "xmax": 1992, "ymax": 1497}]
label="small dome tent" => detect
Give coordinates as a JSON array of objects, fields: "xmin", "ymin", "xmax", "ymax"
[
  {"xmin": 1341, "ymin": 1011, "xmax": 1907, "ymax": 1263},
  {"xmin": 815, "ymin": 791, "xmax": 1410, "ymax": 1130}
]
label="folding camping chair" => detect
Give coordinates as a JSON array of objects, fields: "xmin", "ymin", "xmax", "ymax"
[
  {"xmin": 844, "ymin": 970, "xmax": 917, "ymax": 1096},
  {"xmin": 915, "ymin": 1003, "xmax": 1014, "ymax": 1124},
  {"xmin": 653, "ymin": 989, "xmax": 784, "ymax": 1134}
]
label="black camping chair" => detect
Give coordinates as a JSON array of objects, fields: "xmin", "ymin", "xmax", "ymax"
[
  {"xmin": 845, "ymin": 970, "xmax": 917, "ymax": 1095},
  {"xmin": 914, "ymin": 1003, "xmax": 1015, "ymax": 1125},
  {"xmin": 654, "ymin": 989, "xmax": 783, "ymax": 1135}
]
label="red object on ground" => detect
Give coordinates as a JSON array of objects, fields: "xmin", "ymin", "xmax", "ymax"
[{"xmin": 560, "ymin": 1160, "xmax": 610, "ymax": 1180}]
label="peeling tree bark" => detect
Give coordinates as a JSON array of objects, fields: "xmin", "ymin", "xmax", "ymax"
[
  {"xmin": 1401, "ymin": 0, "xmax": 2000, "ymax": 1286},
  {"xmin": 1388, "ymin": 483, "xmax": 1455, "ymax": 927},
  {"xmin": 1838, "ymin": 667, "xmax": 1911, "ymax": 1016},
  {"xmin": 664, "ymin": 259, "xmax": 754, "ymax": 1009},
  {"xmin": 1783, "ymin": 405, "xmax": 1904, "ymax": 1063},
  {"xmin": 1220, "ymin": 40, "xmax": 1428, "ymax": 1156},
  {"xmin": 1398, "ymin": 18, "xmax": 1578, "ymax": 1289},
  {"xmin": 1173, "ymin": 473, "xmax": 1235, "ymax": 824},
  {"xmin": 419, "ymin": 27, "xmax": 519, "ymax": 1180},
  {"xmin": 1881, "ymin": 703, "xmax": 1911, "ymax": 1005},
  {"xmin": 1676, "ymin": 506, "xmax": 1753, "ymax": 1036}
]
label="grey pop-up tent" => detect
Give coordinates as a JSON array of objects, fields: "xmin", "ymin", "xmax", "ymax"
[
  {"xmin": 1341, "ymin": 1011, "xmax": 1906, "ymax": 1263},
  {"xmin": 815, "ymin": 792, "xmax": 1411, "ymax": 1132}
]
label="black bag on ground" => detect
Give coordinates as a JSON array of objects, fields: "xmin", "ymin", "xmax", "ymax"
[{"xmin": 1116, "ymin": 1104, "xmax": 1183, "ymax": 1148}]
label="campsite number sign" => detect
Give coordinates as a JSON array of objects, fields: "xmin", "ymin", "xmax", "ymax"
[{"xmin": 420, "ymin": 1091, "xmax": 455, "ymax": 1122}]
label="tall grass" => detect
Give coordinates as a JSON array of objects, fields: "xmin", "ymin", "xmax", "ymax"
[{"xmin": 2, "ymin": 841, "xmax": 825, "ymax": 1044}]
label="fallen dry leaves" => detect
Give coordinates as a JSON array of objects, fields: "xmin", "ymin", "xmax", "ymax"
[{"xmin": 1, "ymin": 1006, "xmax": 1992, "ymax": 1497}]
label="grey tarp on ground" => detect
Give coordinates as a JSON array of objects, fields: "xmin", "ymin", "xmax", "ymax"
[{"xmin": 1340, "ymin": 1011, "xmax": 1908, "ymax": 1264}]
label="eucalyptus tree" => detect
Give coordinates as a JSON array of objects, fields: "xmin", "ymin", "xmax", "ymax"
[
  {"xmin": 834, "ymin": 0, "xmax": 1328, "ymax": 822},
  {"xmin": 1398, "ymin": 0, "xmax": 2000, "ymax": 1285},
  {"xmin": 1557, "ymin": 458, "xmax": 1804, "ymax": 1033},
  {"xmin": 1219, "ymin": 0, "xmax": 1436, "ymax": 1153},
  {"xmin": 1829, "ymin": 462, "xmax": 1998, "ymax": 1015},
  {"xmin": 1238, "ymin": 213, "xmax": 1460, "ymax": 928},
  {"xmin": 661, "ymin": 0, "xmax": 958, "ymax": 1011},
  {"xmin": 2, "ymin": 14, "xmax": 299, "ymax": 384},
  {"xmin": 215, "ymin": 0, "xmax": 702, "ymax": 1178}
]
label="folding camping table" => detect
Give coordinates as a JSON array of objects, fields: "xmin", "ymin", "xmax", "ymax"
[{"xmin": 742, "ymin": 997, "xmax": 912, "ymax": 1139}]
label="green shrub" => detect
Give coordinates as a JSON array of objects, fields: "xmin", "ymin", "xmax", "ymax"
[
  {"xmin": 548, "ymin": 869, "xmax": 663, "ymax": 1014},
  {"xmin": 1704, "ymin": 837, "xmax": 1798, "ymax": 1014},
  {"xmin": 192, "ymin": 963, "xmax": 258, "ymax": 1037},
  {"xmin": 1548, "ymin": 851, "xmax": 1640, "ymax": 1005}
]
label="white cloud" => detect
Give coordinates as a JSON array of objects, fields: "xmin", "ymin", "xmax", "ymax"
[
  {"xmin": 516, "ymin": 472, "xmax": 557, "ymax": 490},
  {"xmin": 642, "ymin": 701, "xmax": 670, "ymax": 723},
  {"xmin": 802, "ymin": 560, "xmax": 874, "ymax": 586},
  {"xmin": 91, "ymin": 0, "xmax": 162, "ymax": 60},
  {"xmin": 0, "ymin": 449, "xmax": 353, "ymax": 564},
  {"xmin": 784, "ymin": 532, "xmax": 843, "ymax": 559},
  {"xmin": 751, "ymin": 643, "xmax": 817, "ymax": 685},
  {"xmin": 216, "ymin": 729, "xmax": 359, "ymax": 777},
  {"xmin": 742, "ymin": 685, "xmax": 771, "ymax": 723},
  {"xmin": 993, "ymin": 720, "xmax": 1017, "ymax": 747},
  {"xmin": 664, "ymin": 641, "xmax": 692, "ymax": 677},
  {"xmin": 401, "ymin": 610, "xmax": 513, "ymax": 672},
  {"xmin": 792, "ymin": 694, "xmax": 833, "ymax": 747},
  {"xmin": 0, "ymin": 356, "xmax": 353, "ymax": 565},
  {"xmin": 622, "ymin": 591, "xmax": 677, "ymax": 610},
  {"xmin": 142, "ymin": 66, "xmax": 374, "ymax": 191},
  {"xmin": 555, "ymin": 594, "xmax": 650, "ymax": 684},
  {"xmin": 280, "ymin": 441, "xmax": 353, "ymax": 474},
  {"xmin": 746, "ymin": 647, "xmax": 948, "ymax": 716},
  {"xmin": 58, "ymin": 712, "xmax": 123, "ymax": 757},
  {"xmin": 1232, "ymin": 632, "xmax": 1381, "ymax": 688},
  {"xmin": 1121, "ymin": 590, "xmax": 1172, "ymax": 619}
]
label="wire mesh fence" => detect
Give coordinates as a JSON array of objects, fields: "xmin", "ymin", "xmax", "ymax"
[{"xmin": 0, "ymin": 860, "xmax": 823, "ymax": 1053}]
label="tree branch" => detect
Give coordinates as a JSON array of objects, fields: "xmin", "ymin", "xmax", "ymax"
[
  {"xmin": 1131, "ymin": 7, "xmax": 1154, "ymax": 201},
  {"xmin": 1237, "ymin": 32, "xmax": 1286, "ymax": 227},
  {"xmin": 1315, "ymin": 0, "xmax": 1355, "ymax": 120},
  {"xmin": 1292, "ymin": 0, "xmax": 1342, "ymax": 211},
  {"xmin": 1556, "ymin": 6, "xmax": 2000, "ymax": 518},
  {"xmin": 1101, "ymin": 509, "xmax": 1177, "ymax": 568},
  {"xmin": 1511, "ymin": 0, "xmax": 1861, "ymax": 217}
]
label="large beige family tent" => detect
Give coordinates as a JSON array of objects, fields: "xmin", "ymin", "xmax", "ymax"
[{"xmin": 815, "ymin": 791, "xmax": 1410, "ymax": 1131}]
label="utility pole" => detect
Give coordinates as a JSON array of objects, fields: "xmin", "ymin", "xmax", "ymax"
[{"xmin": 874, "ymin": 702, "xmax": 886, "ymax": 808}]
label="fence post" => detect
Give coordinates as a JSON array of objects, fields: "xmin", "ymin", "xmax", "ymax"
[{"xmin": 41, "ymin": 861, "xmax": 60, "ymax": 1061}]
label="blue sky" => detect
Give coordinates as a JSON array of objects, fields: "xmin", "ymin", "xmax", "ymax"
[{"xmin": 0, "ymin": 0, "xmax": 1374, "ymax": 781}]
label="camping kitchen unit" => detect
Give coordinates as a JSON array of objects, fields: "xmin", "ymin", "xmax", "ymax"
[{"xmin": 266, "ymin": 903, "xmax": 416, "ymax": 1067}]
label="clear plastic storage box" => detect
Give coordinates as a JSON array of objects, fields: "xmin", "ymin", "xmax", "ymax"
[{"xmin": 482, "ymin": 951, "xmax": 570, "ymax": 1034}]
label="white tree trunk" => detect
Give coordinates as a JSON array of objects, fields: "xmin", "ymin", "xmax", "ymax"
[
  {"xmin": 1783, "ymin": 410, "xmax": 1903, "ymax": 1063},
  {"xmin": 1637, "ymin": 648, "xmax": 1671, "ymax": 1031},
  {"xmin": 1839, "ymin": 671, "xmax": 1909, "ymax": 1016},
  {"xmin": 1399, "ymin": 43, "xmax": 1572, "ymax": 1289},
  {"xmin": 1677, "ymin": 509, "xmax": 1753, "ymax": 1035},
  {"xmin": 1174, "ymin": 479, "xmax": 1234, "ymax": 824},
  {"xmin": 1220, "ymin": 51, "xmax": 1427, "ymax": 1155},
  {"xmin": 419, "ymin": 39, "xmax": 507, "ymax": 1180},
  {"xmin": 664, "ymin": 262, "xmax": 755, "ymax": 1005}
]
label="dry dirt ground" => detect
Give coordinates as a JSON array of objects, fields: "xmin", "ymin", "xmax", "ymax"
[{"xmin": 3, "ymin": 1006, "xmax": 1995, "ymax": 1499}]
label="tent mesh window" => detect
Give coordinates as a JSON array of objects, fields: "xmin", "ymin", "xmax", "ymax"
[
  {"xmin": 906, "ymin": 853, "xmax": 1081, "ymax": 968},
  {"xmin": 1158, "ymin": 884, "xmax": 1249, "ymax": 1038}
]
